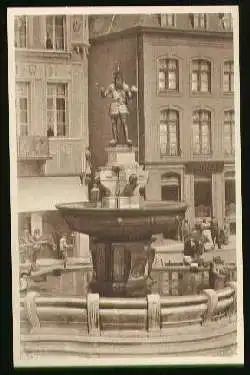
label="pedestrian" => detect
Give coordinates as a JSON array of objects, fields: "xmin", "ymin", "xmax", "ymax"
[
  {"xmin": 60, "ymin": 233, "xmax": 69, "ymax": 268},
  {"xmin": 31, "ymin": 229, "xmax": 42, "ymax": 271},
  {"xmin": 201, "ymin": 219, "xmax": 213, "ymax": 250},
  {"xmin": 182, "ymin": 219, "xmax": 190, "ymax": 242},
  {"xmin": 223, "ymin": 217, "xmax": 230, "ymax": 245},
  {"xmin": 210, "ymin": 216, "xmax": 219, "ymax": 249}
]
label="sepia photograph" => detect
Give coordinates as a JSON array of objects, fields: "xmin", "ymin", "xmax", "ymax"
[{"xmin": 8, "ymin": 6, "xmax": 243, "ymax": 367}]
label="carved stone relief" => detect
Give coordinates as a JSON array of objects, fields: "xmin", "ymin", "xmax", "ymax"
[
  {"xmin": 71, "ymin": 16, "xmax": 83, "ymax": 43},
  {"xmin": 16, "ymin": 63, "xmax": 44, "ymax": 80},
  {"xmin": 46, "ymin": 64, "xmax": 71, "ymax": 80}
]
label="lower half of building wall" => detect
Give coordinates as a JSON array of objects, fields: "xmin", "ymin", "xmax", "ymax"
[
  {"xmin": 17, "ymin": 175, "xmax": 91, "ymax": 259},
  {"xmin": 145, "ymin": 163, "xmax": 236, "ymax": 230}
]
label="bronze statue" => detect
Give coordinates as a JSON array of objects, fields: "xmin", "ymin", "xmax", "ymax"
[
  {"xmin": 98, "ymin": 65, "xmax": 138, "ymax": 146},
  {"xmin": 121, "ymin": 174, "xmax": 140, "ymax": 197}
]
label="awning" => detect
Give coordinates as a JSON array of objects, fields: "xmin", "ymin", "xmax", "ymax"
[{"xmin": 17, "ymin": 176, "xmax": 88, "ymax": 213}]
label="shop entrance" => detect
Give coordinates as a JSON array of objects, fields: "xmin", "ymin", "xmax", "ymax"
[
  {"xmin": 225, "ymin": 171, "xmax": 236, "ymax": 234},
  {"xmin": 161, "ymin": 173, "xmax": 181, "ymax": 201},
  {"xmin": 194, "ymin": 174, "xmax": 212, "ymax": 218}
]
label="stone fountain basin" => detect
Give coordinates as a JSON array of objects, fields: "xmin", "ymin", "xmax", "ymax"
[{"xmin": 56, "ymin": 201, "xmax": 188, "ymax": 242}]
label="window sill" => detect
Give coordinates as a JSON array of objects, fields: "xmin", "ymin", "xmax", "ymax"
[
  {"xmin": 160, "ymin": 154, "xmax": 182, "ymax": 159},
  {"xmin": 190, "ymin": 91, "xmax": 212, "ymax": 97},
  {"xmin": 48, "ymin": 137, "xmax": 84, "ymax": 141},
  {"xmin": 223, "ymin": 92, "xmax": 234, "ymax": 96},
  {"xmin": 192, "ymin": 153, "xmax": 213, "ymax": 158},
  {"xmin": 15, "ymin": 48, "xmax": 72, "ymax": 60},
  {"xmin": 157, "ymin": 91, "xmax": 183, "ymax": 97}
]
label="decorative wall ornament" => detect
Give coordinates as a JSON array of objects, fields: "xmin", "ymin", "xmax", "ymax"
[
  {"xmin": 46, "ymin": 64, "xmax": 71, "ymax": 80},
  {"xmin": 73, "ymin": 18, "xmax": 82, "ymax": 33},
  {"xmin": 16, "ymin": 63, "xmax": 43, "ymax": 79},
  {"xmin": 71, "ymin": 44, "xmax": 89, "ymax": 59}
]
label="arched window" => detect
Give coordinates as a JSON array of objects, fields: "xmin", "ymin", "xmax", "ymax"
[
  {"xmin": 191, "ymin": 59, "xmax": 211, "ymax": 93},
  {"xmin": 192, "ymin": 110, "xmax": 212, "ymax": 155},
  {"xmin": 158, "ymin": 59, "xmax": 179, "ymax": 92},
  {"xmin": 161, "ymin": 173, "xmax": 181, "ymax": 201},
  {"xmin": 160, "ymin": 110, "xmax": 180, "ymax": 156},
  {"xmin": 223, "ymin": 61, "xmax": 234, "ymax": 93},
  {"xmin": 224, "ymin": 110, "xmax": 235, "ymax": 155}
]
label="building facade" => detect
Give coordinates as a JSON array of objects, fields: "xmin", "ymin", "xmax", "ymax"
[
  {"xmin": 88, "ymin": 13, "xmax": 235, "ymax": 230},
  {"xmin": 15, "ymin": 14, "xmax": 90, "ymax": 257}
]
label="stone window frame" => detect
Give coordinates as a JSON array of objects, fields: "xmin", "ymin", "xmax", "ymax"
[
  {"xmin": 223, "ymin": 60, "xmax": 234, "ymax": 94},
  {"xmin": 190, "ymin": 58, "xmax": 212, "ymax": 95},
  {"xmin": 157, "ymin": 56, "xmax": 180, "ymax": 95},
  {"xmin": 15, "ymin": 80, "xmax": 31, "ymax": 137},
  {"xmin": 223, "ymin": 109, "xmax": 235, "ymax": 156},
  {"xmin": 192, "ymin": 109, "xmax": 213, "ymax": 156},
  {"xmin": 46, "ymin": 82, "xmax": 69, "ymax": 137},
  {"xmin": 159, "ymin": 108, "xmax": 181, "ymax": 157},
  {"xmin": 45, "ymin": 15, "xmax": 67, "ymax": 51}
]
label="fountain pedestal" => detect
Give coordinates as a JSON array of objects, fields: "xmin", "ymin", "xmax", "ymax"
[
  {"xmin": 90, "ymin": 239, "xmax": 155, "ymax": 297},
  {"xmin": 56, "ymin": 144, "xmax": 187, "ymax": 298}
]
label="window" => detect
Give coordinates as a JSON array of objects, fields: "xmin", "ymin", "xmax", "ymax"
[
  {"xmin": 16, "ymin": 82, "xmax": 29, "ymax": 136},
  {"xmin": 46, "ymin": 16, "xmax": 65, "ymax": 50},
  {"xmin": 192, "ymin": 110, "xmax": 211, "ymax": 155},
  {"xmin": 160, "ymin": 110, "xmax": 180, "ymax": 156},
  {"xmin": 158, "ymin": 59, "xmax": 179, "ymax": 92},
  {"xmin": 223, "ymin": 61, "xmax": 234, "ymax": 93},
  {"xmin": 190, "ymin": 14, "xmax": 207, "ymax": 29},
  {"xmin": 192, "ymin": 60, "xmax": 211, "ymax": 93},
  {"xmin": 14, "ymin": 16, "xmax": 27, "ymax": 48},
  {"xmin": 219, "ymin": 13, "xmax": 232, "ymax": 30},
  {"xmin": 160, "ymin": 14, "xmax": 176, "ymax": 27},
  {"xmin": 47, "ymin": 84, "xmax": 68, "ymax": 137},
  {"xmin": 224, "ymin": 110, "xmax": 235, "ymax": 155},
  {"xmin": 161, "ymin": 173, "xmax": 181, "ymax": 201}
]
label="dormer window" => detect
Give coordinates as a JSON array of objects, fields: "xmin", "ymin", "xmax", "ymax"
[
  {"xmin": 160, "ymin": 14, "xmax": 176, "ymax": 27},
  {"xmin": 219, "ymin": 13, "xmax": 232, "ymax": 30},
  {"xmin": 190, "ymin": 14, "xmax": 207, "ymax": 29}
]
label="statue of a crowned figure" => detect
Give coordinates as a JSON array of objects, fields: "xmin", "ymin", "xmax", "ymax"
[{"xmin": 98, "ymin": 64, "xmax": 138, "ymax": 146}]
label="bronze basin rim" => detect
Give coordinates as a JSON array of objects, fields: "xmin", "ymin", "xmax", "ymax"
[{"xmin": 55, "ymin": 201, "xmax": 188, "ymax": 216}]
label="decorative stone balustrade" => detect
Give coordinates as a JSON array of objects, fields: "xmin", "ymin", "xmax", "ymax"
[
  {"xmin": 21, "ymin": 282, "xmax": 236, "ymax": 334},
  {"xmin": 20, "ymin": 283, "xmax": 237, "ymax": 358}
]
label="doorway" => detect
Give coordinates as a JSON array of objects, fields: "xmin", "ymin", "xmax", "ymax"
[
  {"xmin": 194, "ymin": 174, "xmax": 212, "ymax": 218},
  {"xmin": 161, "ymin": 173, "xmax": 181, "ymax": 201}
]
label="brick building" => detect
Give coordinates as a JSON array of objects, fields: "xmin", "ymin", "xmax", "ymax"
[
  {"xmin": 88, "ymin": 13, "xmax": 236, "ymax": 230},
  {"xmin": 14, "ymin": 14, "xmax": 90, "ymax": 257}
]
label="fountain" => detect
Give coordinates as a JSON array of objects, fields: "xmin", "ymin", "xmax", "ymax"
[
  {"xmin": 56, "ymin": 64, "xmax": 187, "ymax": 297},
  {"xmin": 20, "ymin": 66, "xmax": 237, "ymax": 359}
]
